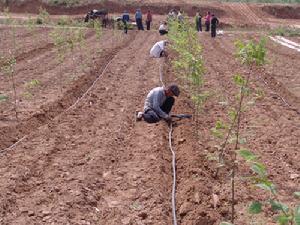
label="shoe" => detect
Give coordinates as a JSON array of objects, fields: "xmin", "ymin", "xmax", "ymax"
[{"xmin": 135, "ymin": 111, "xmax": 143, "ymax": 121}]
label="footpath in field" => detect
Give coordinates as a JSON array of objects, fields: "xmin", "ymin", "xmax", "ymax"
[{"xmin": 0, "ymin": 32, "xmax": 175, "ymax": 224}]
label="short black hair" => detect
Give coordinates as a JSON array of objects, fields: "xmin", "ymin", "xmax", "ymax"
[{"xmin": 168, "ymin": 84, "xmax": 180, "ymax": 97}]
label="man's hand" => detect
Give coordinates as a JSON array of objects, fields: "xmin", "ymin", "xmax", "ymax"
[{"xmin": 165, "ymin": 116, "xmax": 172, "ymax": 125}]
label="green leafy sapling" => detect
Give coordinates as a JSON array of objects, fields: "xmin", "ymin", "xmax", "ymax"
[
  {"xmin": 239, "ymin": 150, "xmax": 300, "ymax": 225},
  {"xmin": 213, "ymin": 38, "xmax": 267, "ymax": 224},
  {"xmin": 36, "ymin": 7, "xmax": 50, "ymax": 25},
  {"xmin": 168, "ymin": 17, "xmax": 205, "ymax": 119},
  {"xmin": 1, "ymin": 9, "xmax": 20, "ymax": 120},
  {"xmin": 0, "ymin": 94, "xmax": 9, "ymax": 102},
  {"xmin": 93, "ymin": 19, "xmax": 102, "ymax": 40},
  {"xmin": 0, "ymin": 53, "xmax": 18, "ymax": 119}
]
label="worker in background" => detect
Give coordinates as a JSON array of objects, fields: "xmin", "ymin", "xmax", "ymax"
[
  {"xmin": 136, "ymin": 84, "xmax": 180, "ymax": 124},
  {"xmin": 211, "ymin": 14, "xmax": 219, "ymax": 38},
  {"xmin": 177, "ymin": 10, "xmax": 184, "ymax": 22},
  {"xmin": 150, "ymin": 40, "xmax": 168, "ymax": 58},
  {"xmin": 159, "ymin": 21, "xmax": 168, "ymax": 35},
  {"xmin": 146, "ymin": 10, "xmax": 152, "ymax": 30},
  {"xmin": 195, "ymin": 12, "xmax": 202, "ymax": 32},
  {"xmin": 135, "ymin": 9, "xmax": 144, "ymax": 30},
  {"xmin": 205, "ymin": 11, "xmax": 211, "ymax": 32},
  {"xmin": 122, "ymin": 10, "xmax": 130, "ymax": 34}
]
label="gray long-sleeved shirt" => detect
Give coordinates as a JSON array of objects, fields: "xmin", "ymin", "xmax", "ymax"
[{"xmin": 143, "ymin": 87, "xmax": 168, "ymax": 119}]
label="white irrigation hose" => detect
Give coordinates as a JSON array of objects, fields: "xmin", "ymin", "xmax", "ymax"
[
  {"xmin": 159, "ymin": 57, "xmax": 178, "ymax": 225},
  {"xmin": 269, "ymin": 36, "xmax": 300, "ymax": 52},
  {"xmin": 261, "ymin": 77, "xmax": 300, "ymax": 114},
  {"xmin": 65, "ymin": 55, "xmax": 116, "ymax": 112},
  {"xmin": 168, "ymin": 123, "xmax": 178, "ymax": 225},
  {"xmin": 276, "ymin": 36, "xmax": 300, "ymax": 48},
  {"xmin": 0, "ymin": 55, "xmax": 117, "ymax": 154},
  {"xmin": 0, "ymin": 135, "xmax": 28, "ymax": 154}
]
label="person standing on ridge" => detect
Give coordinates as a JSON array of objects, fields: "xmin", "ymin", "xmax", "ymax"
[
  {"xmin": 136, "ymin": 84, "xmax": 180, "ymax": 124},
  {"xmin": 205, "ymin": 11, "xmax": 211, "ymax": 32},
  {"xmin": 177, "ymin": 10, "xmax": 184, "ymax": 23},
  {"xmin": 195, "ymin": 12, "xmax": 202, "ymax": 32},
  {"xmin": 122, "ymin": 10, "xmax": 130, "ymax": 34},
  {"xmin": 146, "ymin": 10, "xmax": 152, "ymax": 30},
  {"xmin": 135, "ymin": 9, "xmax": 144, "ymax": 30},
  {"xmin": 211, "ymin": 14, "xmax": 219, "ymax": 38}
]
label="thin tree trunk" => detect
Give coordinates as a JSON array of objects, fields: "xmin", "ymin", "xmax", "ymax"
[{"xmin": 10, "ymin": 72, "xmax": 18, "ymax": 120}]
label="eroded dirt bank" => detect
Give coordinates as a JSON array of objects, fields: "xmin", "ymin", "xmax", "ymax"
[{"xmin": 0, "ymin": 0, "xmax": 225, "ymax": 17}]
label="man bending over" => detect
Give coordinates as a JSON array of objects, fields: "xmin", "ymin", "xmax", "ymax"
[
  {"xmin": 150, "ymin": 40, "xmax": 168, "ymax": 58},
  {"xmin": 136, "ymin": 84, "xmax": 180, "ymax": 124}
]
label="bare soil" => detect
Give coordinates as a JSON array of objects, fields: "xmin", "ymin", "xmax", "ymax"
[
  {"xmin": 262, "ymin": 5, "xmax": 300, "ymax": 19},
  {"xmin": 0, "ymin": 1, "xmax": 299, "ymax": 225},
  {"xmin": 0, "ymin": 27, "xmax": 133, "ymax": 149}
]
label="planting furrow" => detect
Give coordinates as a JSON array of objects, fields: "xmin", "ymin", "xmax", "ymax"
[
  {"xmin": 198, "ymin": 34, "xmax": 300, "ymax": 224},
  {"xmin": 205, "ymin": 33, "xmax": 300, "ymax": 109},
  {"xmin": 0, "ymin": 27, "xmax": 51, "ymax": 56},
  {"xmin": 0, "ymin": 31, "xmax": 173, "ymax": 225},
  {"xmin": 0, "ymin": 29, "xmax": 114, "ymax": 120},
  {"xmin": 0, "ymin": 30, "xmax": 133, "ymax": 150}
]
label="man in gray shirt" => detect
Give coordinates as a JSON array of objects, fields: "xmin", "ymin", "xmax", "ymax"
[{"xmin": 136, "ymin": 84, "xmax": 180, "ymax": 123}]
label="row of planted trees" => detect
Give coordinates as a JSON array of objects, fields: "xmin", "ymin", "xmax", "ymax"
[
  {"xmin": 215, "ymin": 39, "xmax": 300, "ymax": 225},
  {"xmin": 167, "ymin": 15, "xmax": 299, "ymax": 225},
  {"xmin": 0, "ymin": 8, "xmax": 103, "ymax": 120},
  {"xmin": 167, "ymin": 18, "xmax": 206, "ymax": 121}
]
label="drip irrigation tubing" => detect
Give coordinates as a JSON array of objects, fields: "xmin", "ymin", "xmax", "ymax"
[
  {"xmin": 159, "ymin": 57, "xmax": 178, "ymax": 225},
  {"xmin": 260, "ymin": 75, "xmax": 300, "ymax": 115},
  {"xmin": 169, "ymin": 122, "xmax": 178, "ymax": 225},
  {"xmin": 0, "ymin": 54, "xmax": 117, "ymax": 155}
]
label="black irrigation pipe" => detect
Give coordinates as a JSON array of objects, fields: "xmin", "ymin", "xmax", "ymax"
[{"xmin": 0, "ymin": 54, "xmax": 117, "ymax": 154}]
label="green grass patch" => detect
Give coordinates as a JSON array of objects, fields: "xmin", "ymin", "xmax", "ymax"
[
  {"xmin": 270, "ymin": 26, "xmax": 300, "ymax": 37},
  {"xmin": 47, "ymin": 0, "xmax": 80, "ymax": 7}
]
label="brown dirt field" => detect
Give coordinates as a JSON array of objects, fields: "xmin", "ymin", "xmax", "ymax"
[
  {"xmin": 0, "ymin": 30, "xmax": 177, "ymax": 225},
  {"xmin": 0, "ymin": 28, "xmax": 299, "ymax": 224},
  {"xmin": 210, "ymin": 32, "xmax": 300, "ymax": 109},
  {"xmin": 262, "ymin": 5, "xmax": 300, "ymax": 19},
  {"xmin": 0, "ymin": 27, "xmax": 133, "ymax": 150},
  {"xmin": 170, "ymin": 31, "xmax": 299, "ymax": 224},
  {"xmin": 0, "ymin": 2, "xmax": 299, "ymax": 225}
]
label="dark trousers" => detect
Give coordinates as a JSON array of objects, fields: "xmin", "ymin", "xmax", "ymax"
[
  {"xmin": 136, "ymin": 18, "xmax": 144, "ymax": 30},
  {"xmin": 205, "ymin": 21, "xmax": 210, "ymax": 31},
  {"xmin": 211, "ymin": 25, "xmax": 216, "ymax": 37},
  {"xmin": 196, "ymin": 22, "xmax": 202, "ymax": 32},
  {"xmin": 123, "ymin": 21, "xmax": 128, "ymax": 34},
  {"xmin": 102, "ymin": 18, "xmax": 107, "ymax": 28},
  {"xmin": 146, "ymin": 21, "xmax": 151, "ymax": 30},
  {"xmin": 143, "ymin": 97, "xmax": 175, "ymax": 123},
  {"xmin": 159, "ymin": 30, "xmax": 168, "ymax": 35}
]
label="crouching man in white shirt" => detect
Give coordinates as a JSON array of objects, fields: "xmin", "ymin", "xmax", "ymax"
[{"xmin": 149, "ymin": 40, "xmax": 168, "ymax": 58}]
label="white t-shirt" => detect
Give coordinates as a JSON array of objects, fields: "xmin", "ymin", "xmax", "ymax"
[
  {"xmin": 159, "ymin": 24, "xmax": 167, "ymax": 31},
  {"xmin": 150, "ymin": 40, "xmax": 166, "ymax": 58}
]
